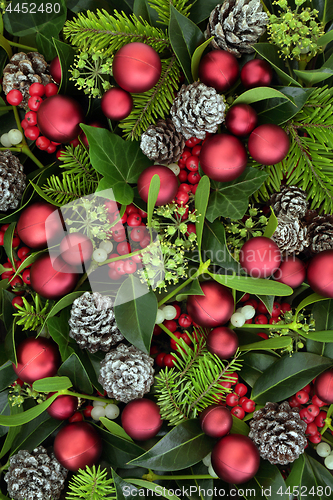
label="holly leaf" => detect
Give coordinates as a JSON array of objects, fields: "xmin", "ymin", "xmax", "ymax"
[
  {"xmin": 312, "ymin": 0, "xmax": 333, "ymax": 25},
  {"xmin": 11, "ymin": 412, "xmax": 62, "ymax": 455},
  {"xmin": 313, "ymin": 299, "xmax": 333, "ymax": 331},
  {"xmin": 253, "ymin": 44, "xmax": 301, "ymax": 87},
  {"xmin": 202, "ymin": 220, "xmax": 240, "ymax": 272},
  {"xmin": 97, "ymin": 425, "xmax": 145, "ymax": 468},
  {"xmin": 47, "ymin": 309, "xmax": 74, "ymax": 361},
  {"xmin": 36, "ymin": 24, "xmax": 59, "ymax": 60},
  {"xmin": 58, "ymin": 352, "xmax": 93, "ymax": 394},
  {"xmin": 112, "ymin": 470, "xmax": 141, "ymax": 500},
  {"xmin": 287, "ymin": 454, "xmax": 333, "ymax": 499},
  {"xmin": 239, "ymin": 461, "xmax": 288, "ymax": 500},
  {"xmin": 0, "ymin": 361, "xmax": 17, "ymax": 392},
  {"xmin": 241, "ymin": 352, "xmax": 279, "ymax": 387},
  {"xmin": 189, "ymin": 0, "xmax": 224, "ymax": 24},
  {"xmin": 53, "ymin": 38, "xmax": 77, "ymax": 95}
]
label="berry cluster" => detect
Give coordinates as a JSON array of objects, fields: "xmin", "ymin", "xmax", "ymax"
[
  {"xmin": 175, "ymin": 135, "xmax": 209, "ymax": 199},
  {"xmin": 224, "ymin": 381, "xmax": 256, "ymax": 419},
  {"xmin": 231, "ymin": 293, "xmax": 292, "ymax": 330}
]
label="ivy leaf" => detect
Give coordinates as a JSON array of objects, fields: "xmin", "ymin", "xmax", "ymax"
[
  {"xmin": 202, "ymin": 220, "xmax": 239, "ymax": 272},
  {"xmin": 36, "ymin": 24, "xmax": 59, "ymax": 60},
  {"xmin": 191, "ymin": 37, "xmax": 213, "ymax": 81},
  {"xmin": 209, "ymin": 272, "xmax": 293, "ymax": 296},
  {"xmin": 0, "ymin": 361, "xmax": 17, "ymax": 392},
  {"xmin": 241, "ymin": 352, "xmax": 279, "ymax": 387},
  {"xmin": 256, "ymin": 87, "xmax": 313, "ymax": 126},
  {"xmin": 194, "ymin": 175, "xmax": 210, "ymax": 262},
  {"xmin": 53, "ymin": 38, "xmax": 77, "ymax": 95},
  {"xmin": 97, "ymin": 425, "xmax": 145, "ymax": 468},
  {"xmin": 58, "ymin": 353, "xmax": 93, "ymax": 394},
  {"xmin": 33, "ymin": 376, "xmax": 72, "ymax": 392}
]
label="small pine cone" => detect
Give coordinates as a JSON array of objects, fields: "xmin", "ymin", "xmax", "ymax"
[
  {"xmin": 0, "ymin": 150, "xmax": 26, "ymax": 212},
  {"xmin": 249, "ymin": 401, "xmax": 307, "ymax": 465},
  {"xmin": 307, "ymin": 214, "xmax": 333, "ymax": 254},
  {"xmin": 270, "ymin": 185, "xmax": 308, "ymax": 220},
  {"xmin": 98, "ymin": 343, "xmax": 154, "ymax": 403},
  {"xmin": 4, "ymin": 446, "xmax": 67, "ymax": 500},
  {"xmin": 205, "ymin": 0, "xmax": 268, "ymax": 57},
  {"xmin": 3, "ymin": 52, "xmax": 52, "ymax": 110},
  {"xmin": 170, "ymin": 82, "xmax": 226, "ymax": 140},
  {"xmin": 272, "ymin": 215, "xmax": 309, "ymax": 255},
  {"xmin": 140, "ymin": 118, "xmax": 186, "ymax": 165},
  {"xmin": 69, "ymin": 292, "xmax": 123, "ymax": 353}
]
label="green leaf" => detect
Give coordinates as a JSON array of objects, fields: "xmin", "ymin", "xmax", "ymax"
[
  {"xmin": 189, "ymin": 0, "xmax": 223, "ymax": 24},
  {"xmin": 3, "ymin": 222, "xmax": 15, "ymax": 266},
  {"xmin": 191, "ymin": 36, "xmax": 213, "ymax": 81},
  {"xmin": 239, "ymin": 336, "xmax": 293, "ymax": 352},
  {"xmin": 296, "ymin": 293, "xmax": 328, "ymax": 316},
  {"xmin": 33, "ymin": 376, "xmax": 72, "ymax": 392},
  {"xmin": 53, "ymin": 38, "xmax": 77, "ymax": 95},
  {"xmin": 317, "ymin": 30, "xmax": 333, "ymax": 46},
  {"xmin": 11, "ymin": 412, "xmax": 62, "ymax": 456},
  {"xmin": 47, "ymin": 310, "xmax": 74, "ymax": 361},
  {"xmin": 133, "ymin": 0, "xmax": 159, "ymax": 25},
  {"xmin": 0, "ymin": 390, "xmax": 10, "ymax": 438},
  {"xmin": 312, "ymin": 0, "xmax": 333, "ymax": 25},
  {"xmin": 231, "ymin": 414, "xmax": 249, "ymax": 436},
  {"xmin": 0, "ymin": 401, "xmax": 22, "ymax": 459},
  {"xmin": 300, "ymin": 330, "xmax": 333, "ymax": 342},
  {"xmin": 263, "ymin": 210, "xmax": 278, "ymax": 238},
  {"xmin": 209, "ymin": 272, "xmax": 293, "ymax": 296},
  {"xmin": 234, "ymin": 87, "xmax": 293, "ymax": 106},
  {"xmin": 36, "ymin": 24, "xmax": 58, "ymax": 61},
  {"xmin": 58, "ymin": 353, "xmax": 93, "ymax": 394},
  {"xmin": 202, "ymin": 220, "xmax": 240, "ymax": 272},
  {"xmin": 294, "ymin": 68, "xmax": 333, "ymax": 85},
  {"xmin": 112, "ymin": 470, "xmax": 141, "ymax": 500},
  {"xmin": 240, "ymin": 461, "xmax": 288, "ymax": 500},
  {"xmin": 176, "ymin": 278, "xmax": 204, "ymax": 302},
  {"xmin": 147, "ymin": 174, "xmax": 160, "ymax": 227},
  {"xmin": 42, "ymin": 291, "xmax": 83, "ymax": 329},
  {"xmin": 194, "ymin": 175, "xmax": 210, "ymax": 262},
  {"xmin": 97, "ymin": 425, "xmax": 145, "ymax": 468},
  {"xmin": 287, "ymin": 454, "xmax": 333, "ymax": 499},
  {"xmin": 0, "ymin": 33, "xmax": 12, "ymax": 58},
  {"xmin": 79, "ymin": 350, "xmax": 104, "ymax": 394},
  {"xmin": 0, "ymin": 361, "xmax": 17, "ymax": 392},
  {"xmin": 0, "ymin": 393, "xmax": 58, "ymax": 427},
  {"xmin": 253, "ymin": 43, "xmax": 301, "ymax": 87},
  {"xmin": 99, "ymin": 417, "xmax": 133, "ymax": 442},
  {"xmin": 174, "ymin": 462, "xmax": 214, "ymax": 500},
  {"xmin": 256, "ymin": 294, "xmax": 275, "ymax": 315},
  {"xmin": 256, "ymin": 87, "xmax": 313, "ymax": 126},
  {"xmin": 313, "ymin": 299, "xmax": 333, "ymax": 331},
  {"xmin": 127, "ymin": 479, "xmax": 182, "ymax": 500},
  {"xmin": 241, "ymin": 352, "xmax": 278, "ymax": 387},
  {"xmin": 13, "ymin": 249, "xmax": 46, "ymax": 278}
]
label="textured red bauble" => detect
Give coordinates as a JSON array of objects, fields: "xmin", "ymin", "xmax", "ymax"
[
  {"xmin": 307, "ymin": 250, "xmax": 333, "ymax": 298},
  {"xmin": 47, "ymin": 394, "xmax": 78, "ymax": 420},
  {"xmin": 50, "ymin": 56, "xmax": 62, "ymax": 83},
  {"xmin": 30, "ymin": 254, "xmax": 78, "ymax": 300},
  {"xmin": 225, "ymin": 104, "xmax": 258, "ymax": 137},
  {"xmin": 13, "ymin": 337, "xmax": 60, "ymax": 385},
  {"xmin": 137, "ymin": 165, "xmax": 178, "ymax": 206},
  {"xmin": 314, "ymin": 369, "xmax": 333, "ymax": 404},
  {"xmin": 206, "ymin": 327, "xmax": 239, "ymax": 359},
  {"xmin": 239, "ymin": 236, "xmax": 282, "ymax": 278},
  {"xmin": 248, "ymin": 124, "xmax": 290, "ymax": 165},
  {"xmin": 37, "ymin": 95, "xmax": 84, "ymax": 143},
  {"xmin": 198, "ymin": 50, "xmax": 239, "ymax": 92},
  {"xmin": 200, "ymin": 404, "xmax": 233, "ymax": 438},
  {"xmin": 240, "ymin": 59, "xmax": 273, "ymax": 89},
  {"xmin": 121, "ymin": 399, "xmax": 163, "ymax": 440},
  {"xmin": 200, "ymin": 133, "xmax": 247, "ymax": 182},
  {"xmin": 17, "ymin": 202, "xmax": 63, "ymax": 250},
  {"xmin": 211, "ymin": 434, "xmax": 260, "ymax": 484},
  {"xmin": 101, "ymin": 88, "xmax": 133, "ymax": 120},
  {"xmin": 59, "ymin": 232, "xmax": 93, "ymax": 266},
  {"xmin": 186, "ymin": 280, "xmax": 234, "ymax": 328},
  {"xmin": 53, "ymin": 422, "xmax": 102, "ymax": 471},
  {"xmin": 274, "ymin": 257, "xmax": 306, "ymax": 288},
  {"xmin": 113, "ymin": 42, "xmax": 162, "ymax": 93}
]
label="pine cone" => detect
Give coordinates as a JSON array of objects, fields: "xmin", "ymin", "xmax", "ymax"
[
  {"xmin": 0, "ymin": 150, "xmax": 26, "ymax": 212},
  {"xmin": 205, "ymin": 0, "xmax": 268, "ymax": 57},
  {"xmin": 4, "ymin": 446, "xmax": 67, "ymax": 500},
  {"xmin": 249, "ymin": 401, "xmax": 307, "ymax": 465},
  {"xmin": 69, "ymin": 292, "xmax": 123, "ymax": 353},
  {"xmin": 170, "ymin": 82, "xmax": 226, "ymax": 140},
  {"xmin": 307, "ymin": 214, "xmax": 333, "ymax": 254},
  {"xmin": 272, "ymin": 215, "xmax": 309, "ymax": 255},
  {"xmin": 140, "ymin": 118, "xmax": 186, "ymax": 165},
  {"xmin": 3, "ymin": 52, "xmax": 52, "ymax": 110},
  {"xmin": 99, "ymin": 343, "xmax": 154, "ymax": 403},
  {"xmin": 270, "ymin": 185, "xmax": 308, "ymax": 220}
]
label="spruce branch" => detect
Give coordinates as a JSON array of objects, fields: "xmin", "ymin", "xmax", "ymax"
[
  {"xmin": 66, "ymin": 465, "xmax": 116, "ymax": 500},
  {"xmin": 13, "ymin": 295, "xmax": 51, "ymax": 331},
  {"xmin": 148, "ymin": 0, "xmax": 193, "ymax": 25}
]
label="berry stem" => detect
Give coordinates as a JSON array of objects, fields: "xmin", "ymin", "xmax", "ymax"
[
  {"xmin": 238, "ymin": 321, "xmax": 298, "ymax": 331},
  {"xmin": 60, "ymin": 389, "xmax": 116, "ymax": 405},
  {"xmin": 22, "ymin": 145, "xmax": 45, "ymax": 170},
  {"xmin": 7, "ymin": 40, "xmax": 37, "ymax": 52},
  {"xmin": 12, "ymin": 105, "xmax": 25, "ymax": 136}
]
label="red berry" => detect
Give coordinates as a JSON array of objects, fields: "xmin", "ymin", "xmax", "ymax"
[
  {"xmin": 127, "ymin": 213, "xmax": 142, "ymax": 227},
  {"xmin": 242, "ymin": 399, "xmax": 256, "ymax": 413},
  {"xmin": 108, "ymin": 268, "xmax": 121, "ymax": 280},
  {"xmin": 185, "ymin": 137, "xmax": 201, "ymax": 148},
  {"xmin": 180, "ymin": 332, "xmax": 192, "ymax": 346},
  {"xmin": 186, "ymin": 155, "xmax": 199, "ymax": 172},
  {"xmin": 240, "ymin": 293, "xmax": 250, "ymax": 302},
  {"xmin": 140, "ymin": 236, "xmax": 150, "ymax": 248},
  {"xmin": 281, "ymin": 302, "xmax": 291, "ymax": 313},
  {"xmin": 29, "ymin": 83, "xmax": 45, "ymax": 97},
  {"xmin": 289, "ymin": 396, "xmax": 301, "ymax": 408},
  {"xmin": 257, "ymin": 302, "xmax": 269, "ymax": 314},
  {"xmin": 235, "ymin": 383, "xmax": 247, "ymax": 397},
  {"xmin": 46, "ymin": 143, "xmax": 57, "ymax": 154},
  {"xmin": 105, "ymin": 200, "xmax": 118, "ymax": 214},
  {"xmin": 1, "ymin": 224, "xmax": 10, "ymax": 232},
  {"xmin": 119, "ymin": 212, "xmax": 127, "ymax": 224},
  {"xmin": 191, "ymin": 145, "xmax": 201, "ymax": 156},
  {"xmin": 178, "ymin": 170, "xmax": 188, "ymax": 182},
  {"xmin": 179, "ymin": 183, "xmax": 192, "ymax": 194},
  {"xmin": 299, "ymin": 408, "xmax": 314, "ymax": 424},
  {"xmin": 24, "ymin": 126, "xmax": 40, "ymax": 141},
  {"xmin": 12, "ymin": 235, "xmax": 20, "ymax": 248},
  {"xmin": 125, "ymin": 204, "xmax": 138, "ymax": 215},
  {"xmin": 186, "ymin": 223, "xmax": 196, "ymax": 236},
  {"xmin": 296, "ymin": 390, "xmax": 309, "ymax": 404},
  {"xmin": 83, "ymin": 405, "xmax": 93, "ymax": 418},
  {"xmin": 312, "ymin": 394, "xmax": 326, "ymax": 407},
  {"xmin": 231, "ymin": 406, "xmax": 245, "ymax": 419},
  {"xmin": 219, "ymin": 381, "xmax": 232, "ymax": 389},
  {"xmin": 130, "ymin": 227, "xmax": 146, "ymax": 242},
  {"xmin": 315, "ymin": 411, "xmax": 327, "ymax": 428},
  {"xmin": 174, "ymin": 191, "xmax": 189, "ymax": 205},
  {"xmin": 10, "ymin": 276, "xmax": 23, "ymax": 289},
  {"xmin": 19, "ymin": 247, "xmax": 32, "ymax": 261},
  {"xmin": 131, "ymin": 253, "xmax": 142, "ymax": 264},
  {"xmin": 137, "ymin": 209, "xmax": 147, "ymax": 219},
  {"xmin": 21, "ymin": 119, "xmax": 29, "ymax": 129},
  {"xmin": 257, "ymin": 332, "xmax": 269, "ymax": 340},
  {"xmin": 309, "ymin": 433, "xmax": 322, "ymax": 444},
  {"xmin": 191, "ymin": 184, "xmax": 199, "ymax": 194},
  {"xmin": 244, "ymin": 299, "xmax": 258, "ymax": 309},
  {"xmin": 56, "ymin": 148, "xmax": 65, "ymax": 159},
  {"xmin": 25, "ymin": 111, "xmax": 37, "ymax": 126},
  {"xmin": 0, "ymin": 231, "xmax": 5, "ymax": 246},
  {"xmin": 271, "ymin": 302, "xmax": 282, "ymax": 318},
  {"xmin": 114, "ymin": 260, "xmax": 126, "ymax": 275},
  {"xmin": 153, "ymin": 325, "xmax": 162, "ymax": 336},
  {"xmin": 36, "ymin": 136, "xmax": 51, "ymax": 150},
  {"xmin": 155, "ymin": 353, "xmax": 166, "ymax": 367},
  {"xmin": 68, "ymin": 412, "xmax": 83, "ymax": 423},
  {"xmin": 22, "ymin": 269, "xmax": 31, "ymax": 285},
  {"xmin": 302, "ymin": 384, "xmax": 311, "ymax": 394},
  {"xmin": 44, "ymin": 83, "xmax": 58, "ymax": 97},
  {"xmin": 307, "ymin": 404, "xmax": 320, "ymax": 417},
  {"xmin": 12, "ymin": 297, "xmax": 24, "ymax": 308},
  {"xmin": 150, "ymin": 345, "xmax": 159, "ymax": 356},
  {"xmin": 70, "ymin": 137, "xmax": 80, "ymax": 147},
  {"xmin": 178, "ymin": 313, "xmax": 192, "ymax": 328},
  {"xmin": 163, "ymin": 320, "xmax": 177, "ymax": 332},
  {"xmin": 123, "ymin": 259, "xmax": 137, "ymax": 274},
  {"xmin": 225, "ymin": 393, "xmax": 240, "ymax": 407},
  {"xmin": 6, "ymin": 89, "xmax": 23, "ymax": 106},
  {"xmin": 306, "ymin": 422, "xmax": 318, "ymax": 436},
  {"xmin": 188, "ymin": 171, "xmax": 201, "ymax": 184},
  {"xmin": 28, "ymin": 95, "xmax": 43, "ymax": 112},
  {"xmin": 163, "ymin": 354, "xmax": 176, "ymax": 368},
  {"xmin": 117, "ymin": 241, "xmax": 131, "ymax": 256},
  {"xmin": 172, "ymin": 303, "xmax": 181, "ymax": 319},
  {"xmin": 228, "ymin": 372, "xmax": 239, "ymax": 385},
  {"xmin": 179, "ymin": 149, "xmax": 192, "ymax": 163}
]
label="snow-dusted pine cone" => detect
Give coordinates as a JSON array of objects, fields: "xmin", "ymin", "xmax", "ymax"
[
  {"xmin": 272, "ymin": 215, "xmax": 309, "ymax": 255},
  {"xmin": 140, "ymin": 118, "xmax": 186, "ymax": 165},
  {"xmin": 4, "ymin": 446, "xmax": 67, "ymax": 500},
  {"xmin": 271, "ymin": 185, "xmax": 308, "ymax": 220},
  {"xmin": 0, "ymin": 150, "xmax": 26, "ymax": 212},
  {"xmin": 249, "ymin": 401, "xmax": 307, "ymax": 465},
  {"xmin": 69, "ymin": 292, "xmax": 123, "ymax": 353},
  {"xmin": 98, "ymin": 343, "xmax": 154, "ymax": 403},
  {"xmin": 307, "ymin": 214, "xmax": 333, "ymax": 254},
  {"xmin": 205, "ymin": 0, "xmax": 268, "ymax": 57},
  {"xmin": 170, "ymin": 82, "xmax": 226, "ymax": 140}
]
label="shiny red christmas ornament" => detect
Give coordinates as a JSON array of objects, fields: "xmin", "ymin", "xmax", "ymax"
[
  {"xmin": 137, "ymin": 165, "xmax": 178, "ymax": 206},
  {"xmin": 50, "ymin": 56, "xmax": 62, "ymax": 83},
  {"xmin": 47, "ymin": 394, "xmax": 78, "ymax": 420},
  {"xmin": 248, "ymin": 124, "xmax": 290, "ymax": 165},
  {"xmin": 206, "ymin": 326, "xmax": 239, "ymax": 359},
  {"xmin": 314, "ymin": 369, "xmax": 333, "ymax": 404},
  {"xmin": 307, "ymin": 250, "xmax": 333, "ymax": 298},
  {"xmin": 13, "ymin": 337, "xmax": 60, "ymax": 385},
  {"xmin": 17, "ymin": 202, "xmax": 63, "ymax": 250},
  {"xmin": 225, "ymin": 104, "xmax": 258, "ymax": 137},
  {"xmin": 113, "ymin": 42, "xmax": 162, "ymax": 93},
  {"xmin": 198, "ymin": 50, "xmax": 239, "ymax": 92},
  {"xmin": 30, "ymin": 254, "xmax": 78, "ymax": 300},
  {"xmin": 186, "ymin": 280, "xmax": 234, "ymax": 328},
  {"xmin": 239, "ymin": 236, "xmax": 282, "ymax": 278},
  {"xmin": 121, "ymin": 399, "xmax": 163, "ymax": 441},
  {"xmin": 59, "ymin": 232, "xmax": 93, "ymax": 266},
  {"xmin": 54, "ymin": 422, "xmax": 102, "ymax": 471},
  {"xmin": 200, "ymin": 404, "xmax": 233, "ymax": 438},
  {"xmin": 200, "ymin": 133, "xmax": 247, "ymax": 182},
  {"xmin": 101, "ymin": 88, "xmax": 133, "ymax": 120},
  {"xmin": 37, "ymin": 95, "xmax": 84, "ymax": 143},
  {"xmin": 240, "ymin": 59, "xmax": 273, "ymax": 89},
  {"xmin": 211, "ymin": 434, "xmax": 260, "ymax": 484},
  {"xmin": 274, "ymin": 257, "xmax": 306, "ymax": 288}
]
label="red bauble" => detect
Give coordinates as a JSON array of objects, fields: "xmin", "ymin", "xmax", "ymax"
[
  {"xmin": 274, "ymin": 257, "xmax": 306, "ymax": 288},
  {"xmin": 121, "ymin": 399, "xmax": 163, "ymax": 441},
  {"xmin": 248, "ymin": 124, "xmax": 290, "ymax": 165},
  {"xmin": 113, "ymin": 42, "xmax": 162, "ymax": 93},
  {"xmin": 59, "ymin": 232, "xmax": 93, "ymax": 266},
  {"xmin": 50, "ymin": 56, "xmax": 62, "ymax": 83},
  {"xmin": 206, "ymin": 327, "xmax": 239, "ymax": 359},
  {"xmin": 37, "ymin": 95, "xmax": 84, "ymax": 143},
  {"xmin": 200, "ymin": 134, "xmax": 247, "ymax": 182},
  {"xmin": 30, "ymin": 254, "xmax": 78, "ymax": 300},
  {"xmin": 137, "ymin": 165, "xmax": 178, "ymax": 206},
  {"xmin": 17, "ymin": 202, "xmax": 63, "ymax": 250},
  {"xmin": 47, "ymin": 394, "xmax": 78, "ymax": 420},
  {"xmin": 240, "ymin": 59, "xmax": 273, "ymax": 89},
  {"xmin": 54, "ymin": 422, "xmax": 102, "ymax": 471},
  {"xmin": 101, "ymin": 88, "xmax": 133, "ymax": 121},
  {"xmin": 186, "ymin": 280, "xmax": 234, "ymax": 328},
  {"xmin": 225, "ymin": 104, "xmax": 258, "ymax": 137},
  {"xmin": 314, "ymin": 369, "xmax": 333, "ymax": 404},
  {"xmin": 198, "ymin": 50, "xmax": 239, "ymax": 92},
  {"xmin": 239, "ymin": 236, "xmax": 281, "ymax": 278},
  {"xmin": 13, "ymin": 337, "xmax": 60, "ymax": 385},
  {"xmin": 211, "ymin": 434, "xmax": 260, "ymax": 484},
  {"xmin": 200, "ymin": 404, "xmax": 233, "ymax": 438},
  {"xmin": 307, "ymin": 250, "xmax": 333, "ymax": 298}
]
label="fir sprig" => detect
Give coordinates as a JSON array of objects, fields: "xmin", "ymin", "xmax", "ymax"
[
  {"xmin": 148, "ymin": 0, "xmax": 193, "ymax": 25},
  {"xmin": 66, "ymin": 466, "xmax": 116, "ymax": 500},
  {"xmin": 13, "ymin": 295, "xmax": 51, "ymax": 331}
]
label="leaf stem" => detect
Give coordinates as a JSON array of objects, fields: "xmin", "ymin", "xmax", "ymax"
[
  {"xmin": 142, "ymin": 472, "xmax": 213, "ymax": 482},
  {"xmin": 22, "ymin": 145, "xmax": 45, "ymax": 169},
  {"xmin": 61, "ymin": 390, "xmax": 116, "ymax": 405},
  {"xmin": 240, "ymin": 321, "xmax": 298, "ymax": 331},
  {"xmin": 8, "ymin": 40, "xmax": 37, "ymax": 51}
]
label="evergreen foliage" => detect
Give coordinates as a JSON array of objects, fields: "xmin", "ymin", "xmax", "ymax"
[
  {"xmin": 66, "ymin": 466, "xmax": 116, "ymax": 500},
  {"xmin": 13, "ymin": 294, "xmax": 50, "ymax": 331},
  {"xmin": 148, "ymin": 0, "xmax": 193, "ymax": 25}
]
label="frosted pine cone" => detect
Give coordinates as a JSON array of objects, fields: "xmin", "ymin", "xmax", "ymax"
[
  {"xmin": 272, "ymin": 215, "xmax": 309, "ymax": 255},
  {"xmin": 307, "ymin": 214, "xmax": 333, "ymax": 254},
  {"xmin": 69, "ymin": 292, "xmax": 123, "ymax": 353},
  {"xmin": 99, "ymin": 343, "xmax": 154, "ymax": 403},
  {"xmin": 4, "ymin": 446, "xmax": 67, "ymax": 500},
  {"xmin": 170, "ymin": 82, "xmax": 226, "ymax": 140},
  {"xmin": 140, "ymin": 118, "xmax": 186, "ymax": 165},
  {"xmin": 271, "ymin": 185, "xmax": 308, "ymax": 220},
  {"xmin": 0, "ymin": 150, "xmax": 26, "ymax": 212}
]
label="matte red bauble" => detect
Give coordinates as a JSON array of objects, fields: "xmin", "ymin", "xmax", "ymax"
[
  {"xmin": 37, "ymin": 95, "xmax": 84, "ymax": 143},
  {"xmin": 17, "ymin": 202, "xmax": 63, "ymax": 250},
  {"xmin": 211, "ymin": 434, "xmax": 260, "ymax": 484},
  {"xmin": 225, "ymin": 104, "xmax": 258, "ymax": 137},
  {"xmin": 13, "ymin": 337, "xmax": 60, "ymax": 385},
  {"xmin": 248, "ymin": 124, "xmax": 290, "ymax": 165},
  {"xmin": 198, "ymin": 50, "xmax": 239, "ymax": 92},
  {"xmin": 101, "ymin": 88, "xmax": 133, "ymax": 121},
  {"xmin": 307, "ymin": 250, "xmax": 333, "ymax": 298},
  {"xmin": 186, "ymin": 280, "xmax": 234, "ymax": 328},
  {"xmin": 54, "ymin": 422, "xmax": 102, "ymax": 471},
  {"xmin": 47, "ymin": 394, "xmax": 78, "ymax": 420},
  {"xmin": 274, "ymin": 257, "xmax": 306, "ymax": 288},
  {"xmin": 200, "ymin": 404, "xmax": 233, "ymax": 438},
  {"xmin": 206, "ymin": 327, "xmax": 239, "ymax": 359},
  {"xmin": 137, "ymin": 165, "xmax": 178, "ymax": 206},
  {"xmin": 59, "ymin": 232, "xmax": 93, "ymax": 266},
  {"xmin": 121, "ymin": 399, "xmax": 163, "ymax": 441},
  {"xmin": 50, "ymin": 56, "xmax": 62, "ymax": 83},
  {"xmin": 314, "ymin": 369, "xmax": 333, "ymax": 404},
  {"xmin": 113, "ymin": 42, "xmax": 162, "ymax": 93},
  {"xmin": 200, "ymin": 134, "xmax": 248, "ymax": 182},
  {"xmin": 239, "ymin": 236, "xmax": 281, "ymax": 278},
  {"xmin": 30, "ymin": 254, "xmax": 78, "ymax": 300},
  {"xmin": 240, "ymin": 59, "xmax": 273, "ymax": 89}
]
